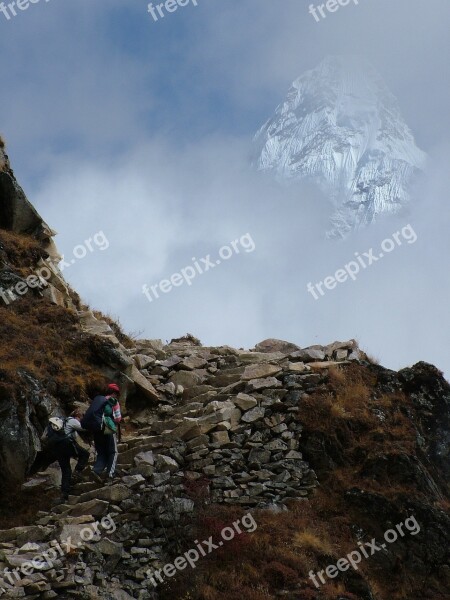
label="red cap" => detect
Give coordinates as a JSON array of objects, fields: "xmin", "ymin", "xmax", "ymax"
[{"xmin": 107, "ymin": 383, "xmax": 120, "ymax": 393}]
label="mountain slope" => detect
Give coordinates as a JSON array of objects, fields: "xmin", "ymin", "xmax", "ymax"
[{"xmin": 253, "ymin": 56, "xmax": 426, "ymax": 238}]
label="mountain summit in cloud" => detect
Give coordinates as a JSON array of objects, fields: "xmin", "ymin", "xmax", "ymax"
[{"xmin": 253, "ymin": 56, "xmax": 427, "ymax": 238}]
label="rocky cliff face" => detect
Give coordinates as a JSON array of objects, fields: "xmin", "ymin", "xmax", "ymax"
[
  {"xmin": 0, "ymin": 144, "xmax": 448, "ymax": 600},
  {"xmin": 253, "ymin": 56, "xmax": 426, "ymax": 238},
  {"xmin": 0, "ymin": 142, "xmax": 159, "ymax": 489}
]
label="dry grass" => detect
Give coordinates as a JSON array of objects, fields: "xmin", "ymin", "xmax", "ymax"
[
  {"xmin": 292, "ymin": 531, "xmax": 334, "ymax": 555},
  {"xmin": 0, "ymin": 296, "xmax": 108, "ymax": 405},
  {"xmin": 0, "ymin": 229, "xmax": 46, "ymax": 272},
  {"xmin": 158, "ymin": 502, "xmax": 354, "ymax": 600}
]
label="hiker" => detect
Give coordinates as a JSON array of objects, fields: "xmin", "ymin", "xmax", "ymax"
[
  {"xmin": 42, "ymin": 410, "xmax": 90, "ymax": 503},
  {"xmin": 81, "ymin": 383, "xmax": 122, "ymax": 481}
]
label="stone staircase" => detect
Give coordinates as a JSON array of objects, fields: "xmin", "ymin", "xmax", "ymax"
[
  {"xmin": 0, "ymin": 337, "xmax": 362, "ymax": 598},
  {"xmin": 0, "ymin": 430, "xmax": 194, "ymax": 599}
]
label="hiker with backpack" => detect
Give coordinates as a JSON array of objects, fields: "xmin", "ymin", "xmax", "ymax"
[
  {"xmin": 81, "ymin": 383, "xmax": 122, "ymax": 482},
  {"xmin": 42, "ymin": 409, "xmax": 90, "ymax": 503}
]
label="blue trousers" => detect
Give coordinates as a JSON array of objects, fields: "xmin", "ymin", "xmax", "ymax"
[{"xmin": 93, "ymin": 432, "xmax": 118, "ymax": 478}]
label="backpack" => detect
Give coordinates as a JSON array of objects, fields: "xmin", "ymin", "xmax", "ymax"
[
  {"xmin": 102, "ymin": 412, "xmax": 117, "ymax": 435},
  {"xmin": 81, "ymin": 396, "xmax": 109, "ymax": 432},
  {"xmin": 46, "ymin": 417, "xmax": 71, "ymax": 446}
]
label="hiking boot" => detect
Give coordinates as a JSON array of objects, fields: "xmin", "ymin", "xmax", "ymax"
[
  {"xmin": 72, "ymin": 471, "xmax": 84, "ymax": 484},
  {"xmin": 89, "ymin": 470, "xmax": 104, "ymax": 484},
  {"xmin": 52, "ymin": 494, "xmax": 69, "ymax": 506}
]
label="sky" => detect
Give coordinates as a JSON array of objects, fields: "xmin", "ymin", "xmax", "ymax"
[{"xmin": 1, "ymin": 0, "xmax": 449, "ymax": 374}]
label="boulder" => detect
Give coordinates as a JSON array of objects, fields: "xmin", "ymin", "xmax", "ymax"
[
  {"xmin": 59, "ymin": 522, "xmax": 102, "ymax": 549},
  {"xmin": 241, "ymin": 407, "xmax": 266, "ymax": 423},
  {"xmin": 289, "ymin": 347, "xmax": 326, "ymax": 362},
  {"xmin": 169, "ymin": 419, "xmax": 203, "ymax": 441},
  {"xmin": 95, "ymin": 484, "xmax": 132, "ymax": 503},
  {"xmin": 161, "ymin": 356, "xmax": 182, "ymax": 368},
  {"xmin": 210, "ymin": 431, "xmax": 231, "ymax": 445},
  {"xmin": 134, "ymin": 450, "xmax": 155, "ymax": 466},
  {"xmin": 78, "ymin": 310, "xmax": 122, "ymax": 345},
  {"xmin": 67, "ymin": 499, "xmax": 109, "ymax": 518},
  {"xmin": 309, "ymin": 361, "xmax": 344, "ymax": 370},
  {"xmin": 169, "ymin": 370, "xmax": 202, "ymax": 388},
  {"xmin": 246, "ymin": 377, "xmax": 282, "ymax": 392},
  {"xmin": 254, "ymin": 339, "xmax": 301, "ymax": 354},
  {"xmin": 121, "ymin": 474, "xmax": 145, "ymax": 489},
  {"xmin": 237, "ymin": 351, "xmax": 287, "ymax": 364},
  {"xmin": 126, "ymin": 365, "xmax": 159, "ymax": 402},
  {"xmin": 133, "ymin": 354, "xmax": 155, "ymax": 370},
  {"xmin": 179, "ymin": 356, "xmax": 207, "ymax": 371},
  {"xmin": 242, "ymin": 363, "xmax": 282, "ymax": 381},
  {"xmin": 248, "ymin": 448, "xmax": 271, "ymax": 465},
  {"xmin": 233, "ymin": 393, "xmax": 258, "ymax": 411},
  {"xmin": 286, "ymin": 362, "xmax": 307, "ymax": 372},
  {"xmin": 155, "ymin": 454, "xmax": 179, "ymax": 473},
  {"xmin": 325, "ymin": 339, "xmax": 358, "ymax": 356}
]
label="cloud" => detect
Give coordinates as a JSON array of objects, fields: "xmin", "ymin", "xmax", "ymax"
[{"xmin": 31, "ymin": 134, "xmax": 450, "ymax": 376}]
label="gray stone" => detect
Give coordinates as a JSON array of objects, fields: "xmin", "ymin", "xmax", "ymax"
[
  {"xmin": 241, "ymin": 407, "xmax": 265, "ymax": 423},
  {"xmin": 285, "ymin": 450, "xmax": 303, "ymax": 459},
  {"xmin": 246, "ymin": 377, "xmax": 282, "ymax": 391},
  {"xmin": 286, "ymin": 362, "xmax": 307, "ymax": 372},
  {"xmin": 266, "ymin": 439, "xmax": 288, "ymax": 451},
  {"xmin": 233, "ymin": 393, "xmax": 258, "ymax": 411},
  {"xmin": 248, "ymin": 448, "xmax": 271, "ymax": 465},
  {"xmin": 289, "ymin": 348, "xmax": 326, "ymax": 362},
  {"xmin": 134, "ymin": 451, "xmax": 154, "ymax": 466},
  {"xmin": 155, "ymin": 454, "xmax": 179, "ymax": 472},
  {"xmin": 241, "ymin": 363, "xmax": 282, "ymax": 381},
  {"xmin": 179, "ymin": 356, "xmax": 207, "ymax": 371},
  {"xmin": 254, "ymin": 339, "xmax": 301, "ymax": 354},
  {"xmin": 133, "ymin": 354, "xmax": 155, "ymax": 370},
  {"xmin": 121, "ymin": 474, "xmax": 145, "ymax": 489},
  {"xmin": 95, "ymin": 483, "xmax": 132, "ymax": 503},
  {"xmin": 210, "ymin": 431, "xmax": 230, "ymax": 445},
  {"xmin": 67, "ymin": 499, "xmax": 110, "ymax": 518},
  {"xmin": 169, "ymin": 370, "xmax": 202, "ymax": 388}
]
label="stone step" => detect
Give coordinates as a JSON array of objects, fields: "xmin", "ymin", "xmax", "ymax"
[
  {"xmin": 117, "ymin": 440, "xmax": 169, "ymax": 466},
  {"xmin": 126, "ymin": 435, "xmax": 169, "ymax": 450},
  {"xmin": 128, "ymin": 434, "xmax": 170, "ymax": 448}
]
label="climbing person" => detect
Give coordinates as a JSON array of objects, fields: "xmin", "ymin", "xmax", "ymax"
[
  {"xmin": 81, "ymin": 383, "xmax": 122, "ymax": 482},
  {"xmin": 42, "ymin": 409, "xmax": 90, "ymax": 504}
]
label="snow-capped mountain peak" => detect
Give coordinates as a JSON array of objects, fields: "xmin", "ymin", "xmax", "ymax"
[{"xmin": 253, "ymin": 56, "xmax": 427, "ymax": 238}]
